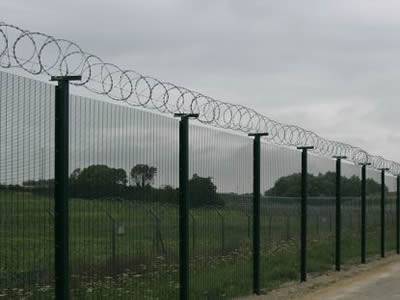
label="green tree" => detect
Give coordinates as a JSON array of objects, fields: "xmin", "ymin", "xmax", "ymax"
[
  {"xmin": 70, "ymin": 168, "xmax": 81, "ymax": 183},
  {"xmin": 130, "ymin": 164, "xmax": 157, "ymax": 188},
  {"xmin": 188, "ymin": 174, "xmax": 223, "ymax": 207},
  {"xmin": 72, "ymin": 165, "xmax": 127, "ymax": 198}
]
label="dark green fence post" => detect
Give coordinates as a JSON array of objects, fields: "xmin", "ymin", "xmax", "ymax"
[
  {"xmin": 50, "ymin": 75, "xmax": 81, "ymax": 300},
  {"xmin": 175, "ymin": 113, "xmax": 198, "ymax": 300},
  {"xmin": 248, "ymin": 132, "xmax": 268, "ymax": 295},
  {"xmin": 297, "ymin": 146, "xmax": 314, "ymax": 282},
  {"xmin": 360, "ymin": 162, "xmax": 371, "ymax": 264},
  {"xmin": 379, "ymin": 168, "xmax": 389, "ymax": 258},
  {"xmin": 397, "ymin": 175, "xmax": 400, "ymax": 254},
  {"xmin": 333, "ymin": 156, "xmax": 346, "ymax": 271}
]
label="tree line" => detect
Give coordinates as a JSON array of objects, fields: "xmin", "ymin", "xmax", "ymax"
[
  {"xmin": 16, "ymin": 164, "xmax": 223, "ymax": 208},
  {"xmin": 265, "ymin": 171, "xmax": 386, "ymax": 197},
  {"xmin": 3, "ymin": 168, "xmax": 384, "ymax": 205}
]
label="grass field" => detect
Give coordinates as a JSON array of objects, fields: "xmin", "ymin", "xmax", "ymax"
[{"xmin": 0, "ymin": 191, "xmax": 397, "ymax": 299}]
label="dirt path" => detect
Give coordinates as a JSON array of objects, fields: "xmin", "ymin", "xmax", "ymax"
[{"xmin": 239, "ymin": 254, "xmax": 400, "ymax": 300}]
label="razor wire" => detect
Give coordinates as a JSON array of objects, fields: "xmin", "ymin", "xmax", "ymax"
[{"xmin": 0, "ymin": 21, "xmax": 399, "ymax": 175}]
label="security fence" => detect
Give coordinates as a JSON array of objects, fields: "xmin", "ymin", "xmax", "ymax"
[
  {"xmin": 0, "ymin": 70, "xmax": 399, "ymax": 300},
  {"xmin": 1, "ymin": 20, "xmax": 400, "ymax": 300}
]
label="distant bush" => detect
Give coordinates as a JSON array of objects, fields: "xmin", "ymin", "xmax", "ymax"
[
  {"xmin": 189, "ymin": 174, "xmax": 224, "ymax": 208},
  {"xmin": 265, "ymin": 172, "xmax": 385, "ymax": 197}
]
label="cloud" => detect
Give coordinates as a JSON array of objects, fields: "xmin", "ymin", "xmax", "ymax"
[{"xmin": 1, "ymin": 0, "xmax": 400, "ymax": 163}]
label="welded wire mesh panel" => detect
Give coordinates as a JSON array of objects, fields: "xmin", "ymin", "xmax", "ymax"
[
  {"xmin": 307, "ymin": 155, "xmax": 335, "ymax": 274},
  {"xmin": 341, "ymin": 162, "xmax": 361, "ymax": 265},
  {"xmin": 3, "ymin": 68, "xmax": 400, "ymax": 300},
  {"xmin": 366, "ymin": 169, "xmax": 381, "ymax": 259},
  {"xmin": 69, "ymin": 96, "xmax": 179, "ymax": 299},
  {"xmin": 260, "ymin": 143, "xmax": 300, "ymax": 291},
  {"xmin": 0, "ymin": 71, "xmax": 55, "ymax": 298},
  {"xmin": 188, "ymin": 126, "xmax": 252, "ymax": 299},
  {"xmin": 386, "ymin": 175, "xmax": 397, "ymax": 252}
]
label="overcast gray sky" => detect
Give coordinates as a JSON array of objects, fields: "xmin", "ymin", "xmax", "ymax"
[{"xmin": 2, "ymin": 0, "xmax": 400, "ymax": 162}]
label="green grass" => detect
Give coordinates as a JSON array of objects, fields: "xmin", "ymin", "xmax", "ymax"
[{"xmin": 0, "ymin": 191, "xmax": 395, "ymax": 299}]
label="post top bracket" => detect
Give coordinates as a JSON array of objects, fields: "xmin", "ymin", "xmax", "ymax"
[
  {"xmin": 50, "ymin": 75, "xmax": 82, "ymax": 82},
  {"xmin": 173, "ymin": 113, "xmax": 199, "ymax": 119},
  {"xmin": 248, "ymin": 132, "xmax": 269, "ymax": 137},
  {"xmin": 359, "ymin": 162, "xmax": 372, "ymax": 166},
  {"xmin": 333, "ymin": 155, "xmax": 347, "ymax": 159},
  {"xmin": 297, "ymin": 146, "xmax": 314, "ymax": 150},
  {"xmin": 378, "ymin": 168, "xmax": 390, "ymax": 171}
]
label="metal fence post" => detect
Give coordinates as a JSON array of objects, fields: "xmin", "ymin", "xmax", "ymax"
[
  {"xmin": 50, "ymin": 75, "xmax": 81, "ymax": 300},
  {"xmin": 249, "ymin": 132, "xmax": 268, "ymax": 295},
  {"xmin": 175, "ymin": 113, "xmax": 198, "ymax": 300},
  {"xmin": 333, "ymin": 156, "xmax": 346, "ymax": 271},
  {"xmin": 297, "ymin": 146, "xmax": 313, "ymax": 282},
  {"xmin": 379, "ymin": 168, "xmax": 389, "ymax": 258},
  {"xmin": 397, "ymin": 175, "xmax": 400, "ymax": 254},
  {"xmin": 360, "ymin": 162, "xmax": 371, "ymax": 264}
]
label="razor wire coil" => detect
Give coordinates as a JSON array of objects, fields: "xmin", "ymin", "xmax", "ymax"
[{"xmin": 1, "ymin": 21, "xmax": 399, "ymax": 175}]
